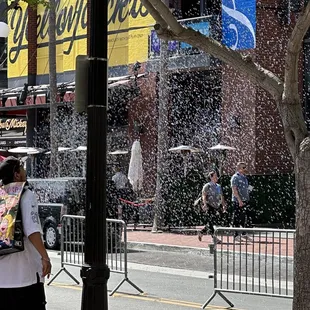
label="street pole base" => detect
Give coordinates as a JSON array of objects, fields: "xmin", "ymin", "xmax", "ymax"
[
  {"xmin": 81, "ymin": 264, "xmax": 110, "ymax": 285},
  {"xmin": 81, "ymin": 264, "xmax": 110, "ymax": 310}
]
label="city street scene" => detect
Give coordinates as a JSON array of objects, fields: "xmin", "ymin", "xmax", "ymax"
[{"xmin": 0, "ymin": 0, "xmax": 309, "ymax": 309}]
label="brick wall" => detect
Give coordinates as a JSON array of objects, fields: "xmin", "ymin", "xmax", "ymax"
[
  {"xmin": 255, "ymin": 1, "xmax": 293, "ymax": 174},
  {"xmin": 221, "ymin": 64, "xmax": 257, "ymax": 175},
  {"xmin": 128, "ymin": 72, "xmax": 158, "ymax": 196},
  {"xmin": 222, "ymin": 0, "xmax": 296, "ymax": 175}
]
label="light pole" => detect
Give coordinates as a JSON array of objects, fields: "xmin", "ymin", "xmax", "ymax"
[{"xmin": 80, "ymin": 0, "xmax": 110, "ymax": 309}]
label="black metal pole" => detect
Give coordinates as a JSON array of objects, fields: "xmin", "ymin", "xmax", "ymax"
[{"xmin": 80, "ymin": 0, "xmax": 110, "ymax": 308}]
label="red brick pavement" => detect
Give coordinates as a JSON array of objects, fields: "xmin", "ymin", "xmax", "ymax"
[
  {"xmin": 127, "ymin": 229, "xmax": 294, "ymax": 257},
  {"xmin": 127, "ymin": 229, "xmax": 212, "ymax": 248}
]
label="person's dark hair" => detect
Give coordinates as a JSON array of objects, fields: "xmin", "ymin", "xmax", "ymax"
[
  {"xmin": 208, "ymin": 170, "xmax": 216, "ymax": 181},
  {"xmin": 0, "ymin": 156, "xmax": 22, "ymax": 185}
]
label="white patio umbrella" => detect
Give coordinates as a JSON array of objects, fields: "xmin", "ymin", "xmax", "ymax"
[
  {"xmin": 209, "ymin": 144, "xmax": 236, "ymax": 151},
  {"xmin": 169, "ymin": 145, "xmax": 202, "ymax": 153},
  {"xmin": 168, "ymin": 145, "xmax": 202, "ymax": 176},
  {"xmin": 44, "ymin": 147, "xmax": 73, "ymax": 154},
  {"xmin": 8, "ymin": 147, "xmax": 45, "ymax": 178},
  {"xmin": 109, "ymin": 150, "xmax": 128, "ymax": 155},
  {"xmin": 74, "ymin": 146, "xmax": 87, "ymax": 151},
  {"xmin": 128, "ymin": 140, "xmax": 143, "ymax": 193},
  {"xmin": 8, "ymin": 147, "xmax": 45, "ymax": 154}
]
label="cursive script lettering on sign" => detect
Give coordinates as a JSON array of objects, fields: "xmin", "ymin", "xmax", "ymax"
[
  {"xmin": 9, "ymin": 0, "xmax": 149, "ymax": 64},
  {"xmin": 0, "ymin": 119, "xmax": 27, "ymax": 133}
]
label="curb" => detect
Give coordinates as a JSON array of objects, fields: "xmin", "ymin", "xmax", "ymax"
[
  {"xmin": 127, "ymin": 241, "xmax": 212, "ymax": 256},
  {"xmin": 127, "ymin": 241, "xmax": 294, "ymax": 263}
]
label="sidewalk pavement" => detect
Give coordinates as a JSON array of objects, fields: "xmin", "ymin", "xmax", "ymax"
[
  {"xmin": 126, "ymin": 226, "xmax": 212, "ymax": 254},
  {"xmin": 126, "ymin": 226, "xmax": 294, "ymax": 257}
]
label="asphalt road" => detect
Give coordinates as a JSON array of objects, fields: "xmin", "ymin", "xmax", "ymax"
[{"xmin": 46, "ymin": 249, "xmax": 293, "ymax": 310}]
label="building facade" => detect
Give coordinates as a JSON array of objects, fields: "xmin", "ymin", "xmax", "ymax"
[{"xmin": 0, "ymin": 0, "xmax": 307, "ymax": 193}]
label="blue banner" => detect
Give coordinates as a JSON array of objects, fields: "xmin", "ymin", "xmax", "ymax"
[
  {"xmin": 150, "ymin": 31, "xmax": 178, "ymax": 54},
  {"xmin": 150, "ymin": 21, "xmax": 210, "ymax": 53},
  {"xmin": 180, "ymin": 22, "xmax": 210, "ymax": 49},
  {"xmin": 222, "ymin": 0, "xmax": 256, "ymax": 50}
]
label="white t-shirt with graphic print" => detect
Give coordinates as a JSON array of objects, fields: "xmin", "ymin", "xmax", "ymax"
[{"xmin": 0, "ymin": 188, "xmax": 43, "ymax": 288}]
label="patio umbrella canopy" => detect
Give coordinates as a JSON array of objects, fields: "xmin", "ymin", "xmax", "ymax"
[
  {"xmin": 8, "ymin": 147, "xmax": 45, "ymax": 155},
  {"xmin": 208, "ymin": 143, "xmax": 236, "ymax": 176},
  {"xmin": 169, "ymin": 145, "xmax": 202, "ymax": 176},
  {"xmin": 209, "ymin": 144, "xmax": 236, "ymax": 151},
  {"xmin": 128, "ymin": 140, "xmax": 143, "ymax": 193},
  {"xmin": 168, "ymin": 145, "xmax": 202, "ymax": 153},
  {"xmin": 44, "ymin": 147, "xmax": 73, "ymax": 154},
  {"xmin": 108, "ymin": 150, "xmax": 128, "ymax": 155}
]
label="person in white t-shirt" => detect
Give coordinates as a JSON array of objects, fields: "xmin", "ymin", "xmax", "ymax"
[
  {"xmin": 0, "ymin": 156, "xmax": 51, "ymax": 310},
  {"xmin": 112, "ymin": 167, "xmax": 129, "ymax": 190}
]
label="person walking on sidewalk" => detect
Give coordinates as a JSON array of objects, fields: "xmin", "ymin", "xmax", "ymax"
[
  {"xmin": 0, "ymin": 157, "xmax": 51, "ymax": 310},
  {"xmin": 231, "ymin": 161, "xmax": 253, "ymax": 242},
  {"xmin": 198, "ymin": 171, "xmax": 226, "ymax": 243}
]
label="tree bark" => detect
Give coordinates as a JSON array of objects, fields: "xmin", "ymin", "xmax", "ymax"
[
  {"xmin": 48, "ymin": 0, "xmax": 58, "ymax": 177},
  {"xmin": 293, "ymin": 137, "xmax": 310, "ymax": 310}
]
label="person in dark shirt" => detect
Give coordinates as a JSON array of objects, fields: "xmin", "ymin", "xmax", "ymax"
[{"xmin": 198, "ymin": 171, "xmax": 226, "ymax": 244}]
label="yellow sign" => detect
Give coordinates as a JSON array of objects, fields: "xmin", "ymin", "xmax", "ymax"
[
  {"xmin": 0, "ymin": 119, "xmax": 27, "ymax": 133},
  {"xmin": 8, "ymin": 0, "xmax": 154, "ymax": 80}
]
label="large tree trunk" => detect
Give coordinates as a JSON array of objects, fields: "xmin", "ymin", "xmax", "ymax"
[
  {"xmin": 48, "ymin": 0, "xmax": 58, "ymax": 177},
  {"xmin": 293, "ymin": 137, "xmax": 310, "ymax": 310}
]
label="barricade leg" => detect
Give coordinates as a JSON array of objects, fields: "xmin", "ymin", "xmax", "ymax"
[
  {"xmin": 201, "ymin": 292, "xmax": 217, "ymax": 309},
  {"xmin": 109, "ymin": 278, "xmax": 126, "ymax": 296},
  {"xmin": 126, "ymin": 278, "xmax": 144, "ymax": 294},
  {"xmin": 47, "ymin": 267, "xmax": 80, "ymax": 286},
  {"xmin": 109, "ymin": 277, "xmax": 144, "ymax": 296},
  {"xmin": 201, "ymin": 291, "xmax": 234, "ymax": 309}
]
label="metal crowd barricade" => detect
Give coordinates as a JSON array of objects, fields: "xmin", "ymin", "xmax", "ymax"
[
  {"xmin": 47, "ymin": 215, "xmax": 143, "ymax": 296},
  {"xmin": 202, "ymin": 227, "xmax": 295, "ymax": 309},
  {"xmin": 106, "ymin": 219, "xmax": 143, "ymax": 295}
]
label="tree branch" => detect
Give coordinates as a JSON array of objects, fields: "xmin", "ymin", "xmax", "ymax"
[
  {"xmin": 280, "ymin": 2, "xmax": 310, "ymax": 157},
  {"xmin": 6, "ymin": 0, "xmax": 20, "ymax": 10},
  {"xmin": 284, "ymin": 1, "xmax": 310, "ymax": 103},
  {"xmin": 140, "ymin": 0, "xmax": 167, "ymax": 29},
  {"xmin": 143, "ymin": 0, "xmax": 283, "ymax": 99},
  {"xmin": 145, "ymin": 0, "xmax": 183, "ymax": 35},
  {"xmin": 156, "ymin": 25, "xmax": 284, "ymax": 100}
]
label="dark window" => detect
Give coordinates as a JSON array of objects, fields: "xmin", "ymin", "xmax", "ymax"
[
  {"xmin": 108, "ymin": 89, "xmax": 129, "ymax": 128},
  {"xmin": 180, "ymin": 0, "xmax": 201, "ymax": 18},
  {"xmin": 179, "ymin": 0, "xmax": 220, "ymax": 19}
]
